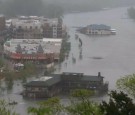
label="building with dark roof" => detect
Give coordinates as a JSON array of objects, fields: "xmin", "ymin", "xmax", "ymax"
[
  {"xmin": 23, "ymin": 72, "xmax": 108, "ymax": 98},
  {"xmin": 78, "ymin": 24, "xmax": 116, "ymax": 35}
]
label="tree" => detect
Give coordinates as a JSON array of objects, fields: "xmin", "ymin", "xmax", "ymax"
[
  {"xmin": 100, "ymin": 90, "xmax": 135, "ymax": 115},
  {"xmin": 5, "ymin": 73, "xmax": 14, "ymax": 90},
  {"xmin": 66, "ymin": 89, "xmax": 102, "ymax": 115},
  {"xmin": 0, "ymin": 57, "xmax": 4, "ymax": 68},
  {"xmin": 28, "ymin": 97, "xmax": 63, "ymax": 115},
  {"xmin": 27, "ymin": 89, "xmax": 101, "ymax": 115},
  {"xmin": 26, "ymin": 89, "xmax": 135, "ymax": 115},
  {"xmin": 116, "ymin": 74, "xmax": 135, "ymax": 97},
  {"xmin": 0, "ymin": 99, "xmax": 19, "ymax": 115}
]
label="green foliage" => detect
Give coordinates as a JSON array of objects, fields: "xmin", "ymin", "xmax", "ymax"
[
  {"xmin": 5, "ymin": 74, "xmax": 14, "ymax": 90},
  {"xmin": 5, "ymin": 78, "xmax": 14, "ymax": 90},
  {"xmin": 44, "ymin": 66, "xmax": 56, "ymax": 76},
  {"xmin": 1, "ymin": 62, "xmax": 37, "ymax": 91},
  {"xmin": 26, "ymin": 89, "xmax": 135, "ymax": 115},
  {"xmin": 116, "ymin": 74, "xmax": 135, "ymax": 97},
  {"xmin": 28, "ymin": 97, "xmax": 63, "ymax": 115},
  {"xmin": 0, "ymin": 57, "xmax": 4, "ymax": 68},
  {"xmin": 28, "ymin": 107, "xmax": 51, "ymax": 115},
  {"xmin": 0, "ymin": 99, "xmax": 19, "ymax": 115},
  {"xmin": 2, "ymin": 62, "xmax": 36, "ymax": 80},
  {"xmin": 27, "ymin": 89, "xmax": 101, "ymax": 115},
  {"xmin": 60, "ymin": 37, "xmax": 71, "ymax": 62},
  {"xmin": 100, "ymin": 90, "xmax": 135, "ymax": 115},
  {"xmin": 19, "ymin": 62, "xmax": 37, "ymax": 78},
  {"xmin": 66, "ymin": 101, "xmax": 101, "ymax": 115},
  {"xmin": 39, "ymin": 97, "xmax": 63, "ymax": 114},
  {"xmin": 66, "ymin": 89, "xmax": 102, "ymax": 115},
  {"xmin": 71, "ymin": 89, "xmax": 94, "ymax": 99}
]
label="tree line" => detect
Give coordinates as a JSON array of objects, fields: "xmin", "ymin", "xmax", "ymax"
[
  {"xmin": 2, "ymin": 88, "xmax": 135, "ymax": 115},
  {"xmin": 43, "ymin": 0, "xmax": 135, "ymax": 13},
  {"xmin": 0, "ymin": 0, "xmax": 64, "ymax": 18},
  {"xmin": 1, "ymin": 0, "xmax": 135, "ymax": 18}
]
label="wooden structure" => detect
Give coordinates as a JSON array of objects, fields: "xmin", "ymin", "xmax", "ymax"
[{"xmin": 23, "ymin": 72, "xmax": 108, "ymax": 98}]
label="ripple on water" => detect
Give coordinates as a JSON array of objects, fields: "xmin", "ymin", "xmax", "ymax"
[{"xmin": 89, "ymin": 56, "xmax": 104, "ymax": 60}]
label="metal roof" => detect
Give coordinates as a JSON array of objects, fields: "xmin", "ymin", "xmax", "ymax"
[
  {"xmin": 25, "ymin": 75, "xmax": 61, "ymax": 87},
  {"xmin": 25, "ymin": 73, "xmax": 104, "ymax": 87},
  {"xmin": 87, "ymin": 24, "xmax": 111, "ymax": 30},
  {"xmin": 82, "ymin": 75, "xmax": 103, "ymax": 82},
  {"xmin": 43, "ymin": 38, "xmax": 62, "ymax": 42},
  {"xmin": 4, "ymin": 39, "xmax": 61, "ymax": 54}
]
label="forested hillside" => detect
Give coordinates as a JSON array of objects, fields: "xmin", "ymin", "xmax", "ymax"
[{"xmin": 0, "ymin": 0, "xmax": 135, "ymax": 17}]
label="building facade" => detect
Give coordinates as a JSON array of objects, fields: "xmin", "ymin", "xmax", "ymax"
[
  {"xmin": 4, "ymin": 39, "xmax": 62, "ymax": 63},
  {"xmin": 42, "ymin": 18, "xmax": 66, "ymax": 38},
  {"xmin": 23, "ymin": 72, "xmax": 108, "ymax": 98},
  {"xmin": 11, "ymin": 19, "xmax": 42, "ymax": 39},
  {"xmin": 3, "ymin": 38, "xmax": 62, "ymax": 62},
  {"xmin": 6, "ymin": 17, "xmax": 67, "ymax": 39},
  {"xmin": 78, "ymin": 24, "xmax": 116, "ymax": 35}
]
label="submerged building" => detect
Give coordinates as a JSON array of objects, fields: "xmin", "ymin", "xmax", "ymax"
[
  {"xmin": 78, "ymin": 24, "xmax": 116, "ymax": 35},
  {"xmin": 3, "ymin": 38, "xmax": 62, "ymax": 62},
  {"xmin": 23, "ymin": 72, "xmax": 108, "ymax": 98}
]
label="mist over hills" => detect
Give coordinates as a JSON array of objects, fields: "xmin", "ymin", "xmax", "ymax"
[
  {"xmin": 0, "ymin": 0, "xmax": 135, "ymax": 17},
  {"xmin": 42, "ymin": 0, "xmax": 135, "ymax": 11}
]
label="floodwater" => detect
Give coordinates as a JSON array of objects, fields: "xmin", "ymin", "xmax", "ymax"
[
  {"xmin": 59, "ymin": 6, "xmax": 135, "ymax": 90},
  {"xmin": 1, "ymin": 6, "xmax": 135, "ymax": 115}
]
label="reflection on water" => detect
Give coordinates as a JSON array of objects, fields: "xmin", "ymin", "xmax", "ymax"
[{"xmin": 89, "ymin": 56, "xmax": 104, "ymax": 60}]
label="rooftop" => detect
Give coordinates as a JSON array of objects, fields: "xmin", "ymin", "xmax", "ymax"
[
  {"xmin": 25, "ymin": 75, "xmax": 61, "ymax": 87},
  {"xmin": 4, "ymin": 38, "xmax": 62, "ymax": 54},
  {"xmin": 34, "ymin": 76, "xmax": 53, "ymax": 81},
  {"xmin": 25, "ymin": 72, "xmax": 104, "ymax": 87},
  {"xmin": 43, "ymin": 38, "xmax": 62, "ymax": 42},
  {"xmin": 87, "ymin": 24, "xmax": 111, "ymax": 30},
  {"xmin": 7, "ymin": 17, "xmax": 60, "ymax": 28}
]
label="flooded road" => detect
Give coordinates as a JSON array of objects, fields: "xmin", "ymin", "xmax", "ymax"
[{"xmin": 1, "ymin": 6, "xmax": 135, "ymax": 115}]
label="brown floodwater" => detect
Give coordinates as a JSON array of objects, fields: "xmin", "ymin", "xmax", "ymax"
[{"xmin": 1, "ymin": 6, "xmax": 135, "ymax": 115}]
